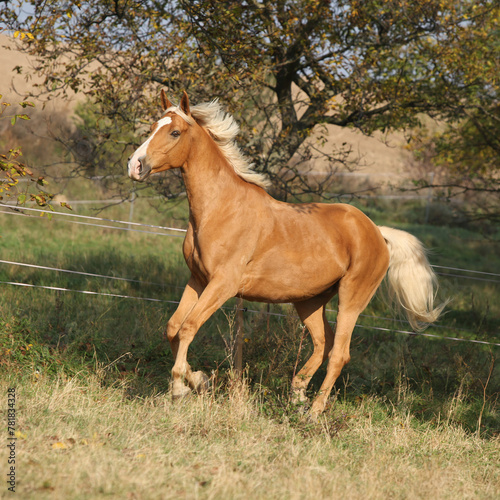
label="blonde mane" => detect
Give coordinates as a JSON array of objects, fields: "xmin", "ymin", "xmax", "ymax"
[{"xmin": 170, "ymin": 101, "xmax": 271, "ymax": 190}]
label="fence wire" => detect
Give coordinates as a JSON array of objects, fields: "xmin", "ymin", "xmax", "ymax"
[
  {"xmin": 1, "ymin": 276, "xmax": 498, "ymax": 348},
  {"xmin": 0, "ymin": 204, "xmax": 497, "ymax": 282},
  {"xmin": 0, "ymin": 204, "xmax": 498, "ymax": 348}
]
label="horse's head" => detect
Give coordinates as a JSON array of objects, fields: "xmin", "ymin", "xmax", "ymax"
[{"xmin": 128, "ymin": 90, "xmax": 193, "ymax": 182}]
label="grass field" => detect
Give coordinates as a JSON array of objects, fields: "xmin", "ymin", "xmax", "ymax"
[
  {"xmin": 0, "ymin": 188, "xmax": 499, "ymax": 499},
  {"xmin": 1, "ymin": 372, "xmax": 499, "ymax": 499}
]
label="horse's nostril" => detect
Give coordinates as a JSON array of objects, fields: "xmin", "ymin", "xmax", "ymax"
[{"xmin": 137, "ymin": 158, "xmax": 143, "ymax": 174}]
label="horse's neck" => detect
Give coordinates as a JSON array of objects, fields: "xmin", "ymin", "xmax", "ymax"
[{"xmin": 181, "ymin": 135, "xmax": 248, "ymax": 228}]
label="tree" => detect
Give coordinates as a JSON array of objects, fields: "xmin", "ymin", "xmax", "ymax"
[
  {"xmin": 0, "ymin": 95, "xmax": 54, "ymax": 208},
  {"xmin": 408, "ymin": 109, "xmax": 500, "ymax": 225},
  {"xmin": 1, "ymin": 0, "xmax": 498, "ymax": 203},
  {"xmin": 403, "ymin": 5, "xmax": 500, "ymax": 223}
]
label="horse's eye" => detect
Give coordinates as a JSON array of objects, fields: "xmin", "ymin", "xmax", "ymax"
[{"xmin": 171, "ymin": 130, "xmax": 181, "ymax": 138}]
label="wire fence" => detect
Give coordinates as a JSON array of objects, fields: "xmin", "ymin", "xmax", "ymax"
[
  {"xmin": 0, "ymin": 203, "xmax": 187, "ymax": 237},
  {"xmin": 1, "ymin": 257, "xmax": 498, "ymax": 348},
  {"xmin": 1, "ymin": 203, "xmax": 498, "ymax": 282},
  {"xmin": 0, "ymin": 258, "xmax": 491, "ymax": 332},
  {"xmin": 0, "ymin": 203, "xmax": 498, "ymax": 352}
]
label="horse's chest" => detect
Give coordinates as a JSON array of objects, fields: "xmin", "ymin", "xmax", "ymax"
[
  {"xmin": 186, "ymin": 249, "xmax": 210, "ymax": 283},
  {"xmin": 182, "ymin": 232, "xmax": 213, "ymax": 285}
]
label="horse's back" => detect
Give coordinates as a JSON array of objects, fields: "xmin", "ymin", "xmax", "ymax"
[
  {"xmin": 238, "ymin": 200, "xmax": 389, "ymax": 303},
  {"xmin": 264, "ymin": 200, "xmax": 386, "ymax": 258}
]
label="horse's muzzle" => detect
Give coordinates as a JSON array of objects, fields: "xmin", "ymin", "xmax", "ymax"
[{"xmin": 128, "ymin": 155, "xmax": 151, "ymax": 182}]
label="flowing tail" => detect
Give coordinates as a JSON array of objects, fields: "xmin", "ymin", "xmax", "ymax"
[{"xmin": 378, "ymin": 226, "xmax": 446, "ymax": 331}]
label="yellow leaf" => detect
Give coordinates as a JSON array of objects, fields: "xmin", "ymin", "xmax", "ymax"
[
  {"xmin": 27, "ymin": 33, "xmax": 34, "ymax": 40},
  {"xmin": 67, "ymin": 12, "xmax": 72, "ymax": 18},
  {"xmin": 13, "ymin": 31, "xmax": 19, "ymax": 38},
  {"xmin": 15, "ymin": 431, "xmax": 27, "ymax": 439},
  {"xmin": 52, "ymin": 442, "xmax": 67, "ymax": 450}
]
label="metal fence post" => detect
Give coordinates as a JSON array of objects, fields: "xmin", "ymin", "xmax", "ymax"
[
  {"xmin": 235, "ymin": 297, "xmax": 244, "ymax": 375},
  {"xmin": 128, "ymin": 189, "xmax": 136, "ymax": 229}
]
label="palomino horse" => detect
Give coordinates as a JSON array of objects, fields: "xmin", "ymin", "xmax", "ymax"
[{"xmin": 128, "ymin": 91, "xmax": 444, "ymax": 415}]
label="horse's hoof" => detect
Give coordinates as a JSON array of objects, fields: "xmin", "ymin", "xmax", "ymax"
[
  {"xmin": 190, "ymin": 371, "xmax": 210, "ymax": 394},
  {"xmin": 291, "ymin": 388, "xmax": 309, "ymax": 405},
  {"xmin": 308, "ymin": 401, "xmax": 325, "ymax": 420},
  {"xmin": 307, "ymin": 410, "xmax": 321, "ymax": 423},
  {"xmin": 171, "ymin": 383, "xmax": 192, "ymax": 401}
]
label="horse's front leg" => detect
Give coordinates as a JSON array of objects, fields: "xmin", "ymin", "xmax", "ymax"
[
  {"xmin": 170, "ymin": 277, "xmax": 237, "ymax": 400},
  {"xmin": 166, "ymin": 276, "xmax": 205, "ymax": 398},
  {"xmin": 166, "ymin": 277, "xmax": 202, "ymax": 357}
]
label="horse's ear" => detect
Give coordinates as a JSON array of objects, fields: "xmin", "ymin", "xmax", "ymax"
[
  {"xmin": 180, "ymin": 90, "xmax": 191, "ymax": 116},
  {"xmin": 160, "ymin": 89, "xmax": 173, "ymax": 111}
]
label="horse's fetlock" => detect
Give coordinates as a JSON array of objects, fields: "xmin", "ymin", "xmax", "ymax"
[{"xmin": 171, "ymin": 366, "xmax": 185, "ymax": 381}]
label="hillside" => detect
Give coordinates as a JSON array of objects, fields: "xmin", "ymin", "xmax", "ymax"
[
  {"xmin": 1, "ymin": 34, "xmax": 412, "ymax": 184},
  {"xmin": 0, "ymin": 34, "xmax": 78, "ymax": 117}
]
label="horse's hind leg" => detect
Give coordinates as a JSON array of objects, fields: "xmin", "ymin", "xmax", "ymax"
[
  {"xmin": 309, "ymin": 308, "xmax": 357, "ymax": 415},
  {"xmin": 310, "ymin": 275, "xmax": 384, "ymax": 416},
  {"xmin": 291, "ymin": 293, "xmax": 336, "ymax": 404}
]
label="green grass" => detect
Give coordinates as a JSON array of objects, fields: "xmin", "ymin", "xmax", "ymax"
[{"xmin": 0, "ymin": 192, "xmax": 499, "ymax": 498}]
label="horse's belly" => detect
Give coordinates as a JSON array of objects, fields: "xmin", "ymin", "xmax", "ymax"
[{"xmin": 238, "ymin": 255, "xmax": 345, "ymax": 303}]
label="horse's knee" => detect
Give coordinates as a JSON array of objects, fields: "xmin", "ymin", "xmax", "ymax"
[
  {"xmin": 167, "ymin": 317, "xmax": 197, "ymax": 343},
  {"xmin": 176, "ymin": 320, "xmax": 198, "ymax": 343},
  {"xmin": 171, "ymin": 363, "xmax": 185, "ymax": 380},
  {"xmin": 166, "ymin": 317, "xmax": 180, "ymax": 342}
]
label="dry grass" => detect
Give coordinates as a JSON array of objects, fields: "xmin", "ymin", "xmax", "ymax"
[{"xmin": 2, "ymin": 370, "xmax": 498, "ymax": 500}]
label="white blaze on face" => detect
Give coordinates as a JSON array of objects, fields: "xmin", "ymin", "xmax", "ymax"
[{"xmin": 128, "ymin": 116, "xmax": 172, "ymax": 179}]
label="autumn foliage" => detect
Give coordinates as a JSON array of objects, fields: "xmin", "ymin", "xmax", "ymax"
[{"xmin": 1, "ymin": 1, "xmax": 498, "ymax": 212}]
